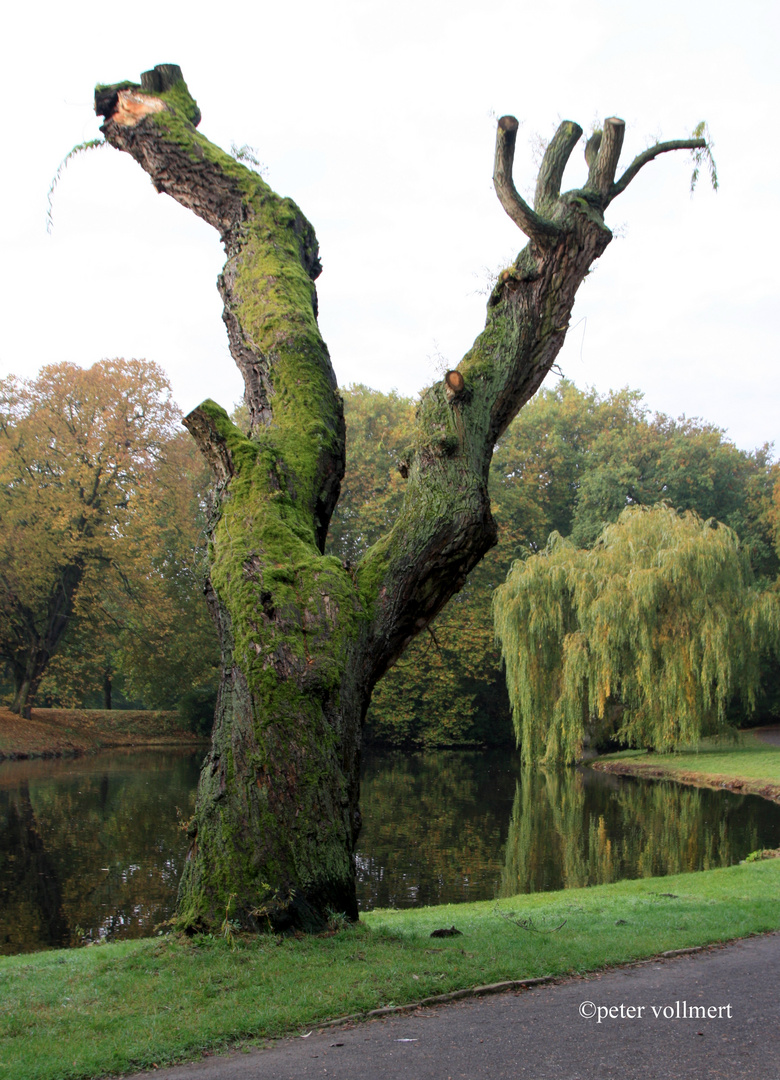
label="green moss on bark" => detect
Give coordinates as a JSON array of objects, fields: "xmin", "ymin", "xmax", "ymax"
[{"xmin": 98, "ymin": 71, "xmax": 707, "ymax": 932}]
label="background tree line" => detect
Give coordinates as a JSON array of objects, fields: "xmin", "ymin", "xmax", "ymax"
[
  {"xmin": 327, "ymin": 380, "xmax": 780, "ymax": 748},
  {"xmin": 3, "ymin": 368, "xmax": 778, "ymax": 744}
]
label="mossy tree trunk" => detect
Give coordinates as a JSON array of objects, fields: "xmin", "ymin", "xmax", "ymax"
[{"xmin": 95, "ymin": 67, "xmax": 706, "ymax": 931}]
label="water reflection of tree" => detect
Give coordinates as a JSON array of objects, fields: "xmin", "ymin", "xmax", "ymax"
[
  {"xmin": 357, "ymin": 751, "xmax": 516, "ymax": 909},
  {"xmin": 357, "ymin": 754, "xmax": 772, "ymax": 911},
  {"xmin": 501, "ymin": 769, "xmax": 763, "ymax": 896},
  {"xmin": 3, "ymin": 750, "xmax": 774, "ymax": 952},
  {"xmin": 0, "ymin": 783, "xmax": 70, "ymax": 953},
  {"xmin": 0, "ymin": 751, "xmax": 200, "ymax": 954}
]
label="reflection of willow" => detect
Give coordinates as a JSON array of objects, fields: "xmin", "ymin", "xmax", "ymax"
[
  {"xmin": 501, "ymin": 768, "xmax": 591, "ymax": 895},
  {"xmin": 501, "ymin": 768, "xmax": 759, "ymax": 898},
  {"xmin": 0, "ymin": 783, "xmax": 70, "ymax": 954},
  {"xmin": 615, "ymin": 778, "xmax": 744, "ymax": 878}
]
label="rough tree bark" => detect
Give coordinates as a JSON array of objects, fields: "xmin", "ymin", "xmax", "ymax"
[{"xmin": 94, "ymin": 67, "xmax": 706, "ymax": 931}]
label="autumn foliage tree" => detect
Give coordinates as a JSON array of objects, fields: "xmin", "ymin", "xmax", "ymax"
[
  {"xmin": 93, "ymin": 63, "xmax": 713, "ymax": 931},
  {"xmin": 0, "ymin": 359, "xmax": 180, "ymax": 716},
  {"xmin": 35, "ymin": 428, "xmax": 218, "ymax": 713}
]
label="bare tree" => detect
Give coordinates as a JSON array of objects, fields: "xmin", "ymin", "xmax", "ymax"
[{"xmin": 95, "ymin": 65, "xmax": 709, "ymax": 930}]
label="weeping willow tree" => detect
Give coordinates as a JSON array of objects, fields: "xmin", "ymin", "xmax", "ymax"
[{"xmin": 493, "ymin": 504, "xmax": 780, "ymax": 762}]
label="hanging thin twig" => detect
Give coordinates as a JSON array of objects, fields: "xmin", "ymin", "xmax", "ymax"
[{"xmin": 47, "ymin": 139, "xmax": 107, "ymax": 233}]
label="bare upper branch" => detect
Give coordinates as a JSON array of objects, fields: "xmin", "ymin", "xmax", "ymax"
[
  {"xmin": 588, "ymin": 117, "xmax": 626, "ymax": 198},
  {"xmin": 584, "ymin": 131, "xmax": 602, "ymax": 172},
  {"xmin": 493, "ymin": 116, "xmax": 561, "ymax": 247},
  {"xmin": 609, "ymin": 137, "xmax": 707, "ymax": 202},
  {"xmin": 534, "ymin": 120, "xmax": 583, "ymax": 215}
]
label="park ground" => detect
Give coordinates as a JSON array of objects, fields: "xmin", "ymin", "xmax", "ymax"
[
  {"xmin": 114, "ymin": 931, "xmax": 780, "ymax": 1080},
  {"xmin": 1, "ymin": 862, "xmax": 778, "ymax": 1080},
  {"xmin": 0, "ymin": 707, "xmax": 204, "ymax": 759},
  {"xmin": 0, "ymin": 722, "xmax": 779, "ymax": 1079}
]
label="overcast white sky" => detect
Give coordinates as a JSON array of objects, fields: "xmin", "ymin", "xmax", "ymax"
[{"xmin": 1, "ymin": 0, "xmax": 777, "ymax": 451}]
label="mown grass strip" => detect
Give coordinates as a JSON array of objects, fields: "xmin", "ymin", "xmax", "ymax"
[
  {"xmin": 0, "ymin": 860, "xmax": 778, "ymax": 1080},
  {"xmin": 593, "ymin": 730, "xmax": 780, "ymax": 800}
]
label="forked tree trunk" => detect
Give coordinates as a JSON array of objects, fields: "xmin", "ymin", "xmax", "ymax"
[{"xmin": 95, "ymin": 67, "xmax": 705, "ymax": 931}]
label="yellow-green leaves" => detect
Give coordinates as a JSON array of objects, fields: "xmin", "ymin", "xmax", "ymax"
[
  {"xmin": 689, "ymin": 121, "xmax": 718, "ymax": 193},
  {"xmin": 0, "ymin": 360, "xmax": 190, "ymax": 712},
  {"xmin": 494, "ymin": 505, "xmax": 780, "ymax": 762}
]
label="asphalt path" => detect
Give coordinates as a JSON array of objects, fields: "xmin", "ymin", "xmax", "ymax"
[{"xmin": 124, "ymin": 932, "xmax": 780, "ymax": 1080}]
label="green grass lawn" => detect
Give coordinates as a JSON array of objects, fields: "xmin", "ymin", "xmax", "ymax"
[
  {"xmin": 594, "ymin": 730, "xmax": 780, "ymax": 798},
  {"xmin": 1, "ymin": 860, "xmax": 779, "ymax": 1080}
]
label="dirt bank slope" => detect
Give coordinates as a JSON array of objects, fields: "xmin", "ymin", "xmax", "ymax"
[{"xmin": 0, "ymin": 706, "xmax": 205, "ymax": 759}]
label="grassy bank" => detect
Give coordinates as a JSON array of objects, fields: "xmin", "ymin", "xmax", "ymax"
[
  {"xmin": 1, "ymin": 861, "xmax": 779, "ymax": 1080},
  {"xmin": 0, "ymin": 707, "xmax": 204, "ymax": 760},
  {"xmin": 592, "ymin": 729, "xmax": 780, "ymax": 803}
]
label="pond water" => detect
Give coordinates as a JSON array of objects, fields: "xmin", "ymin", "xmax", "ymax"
[{"xmin": 2, "ymin": 746, "xmax": 779, "ymax": 955}]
